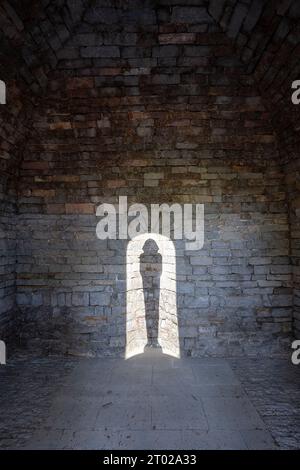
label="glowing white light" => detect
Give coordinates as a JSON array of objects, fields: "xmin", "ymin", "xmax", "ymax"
[
  {"xmin": 0, "ymin": 80, "xmax": 6, "ymax": 104},
  {"xmin": 0, "ymin": 340, "xmax": 6, "ymax": 365},
  {"xmin": 126, "ymin": 233, "xmax": 179, "ymax": 359}
]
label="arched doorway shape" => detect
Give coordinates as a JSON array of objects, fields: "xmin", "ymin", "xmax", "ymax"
[
  {"xmin": 0, "ymin": 80, "xmax": 6, "ymax": 104},
  {"xmin": 126, "ymin": 233, "xmax": 179, "ymax": 359}
]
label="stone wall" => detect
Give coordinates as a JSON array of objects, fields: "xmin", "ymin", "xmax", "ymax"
[
  {"xmin": 285, "ymin": 157, "xmax": 300, "ymax": 339},
  {"xmin": 209, "ymin": 0, "xmax": 300, "ymax": 156},
  {"xmin": 0, "ymin": 82, "xmax": 27, "ymax": 342},
  {"xmin": 15, "ymin": 5, "xmax": 293, "ymax": 357}
]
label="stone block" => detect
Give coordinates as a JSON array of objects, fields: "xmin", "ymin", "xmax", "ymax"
[
  {"xmin": 249, "ymin": 257, "xmax": 272, "ymax": 266},
  {"xmin": 65, "ymin": 204, "xmax": 94, "ymax": 214},
  {"xmin": 152, "ymin": 46, "xmax": 179, "ymax": 58},
  {"xmin": 228, "ymin": 3, "xmax": 249, "ymax": 38},
  {"xmin": 72, "ymin": 292, "xmax": 89, "ymax": 307},
  {"xmin": 90, "ymin": 292, "xmax": 111, "ymax": 306},
  {"xmin": 81, "ymin": 46, "xmax": 120, "ymax": 58},
  {"xmin": 190, "ymin": 256, "xmax": 212, "ymax": 266},
  {"xmin": 158, "ymin": 33, "xmax": 196, "ymax": 44},
  {"xmin": 171, "ymin": 7, "xmax": 213, "ymax": 24},
  {"xmin": 184, "ymin": 296, "xmax": 210, "ymax": 308},
  {"xmin": 209, "ymin": 0, "xmax": 226, "ymax": 22},
  {"xmin": 67, "ymin": 77, "xmax": 94, "ymax": 89}
]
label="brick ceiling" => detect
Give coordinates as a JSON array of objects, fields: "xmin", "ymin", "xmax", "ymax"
[{"xmin": 1, "ymin": 0, "xmax": 300, "ymax": 154}]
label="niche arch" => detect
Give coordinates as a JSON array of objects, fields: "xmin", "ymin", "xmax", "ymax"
[{"xmin": 126, "ymin": 233, "xmax": 179, "ymax": 359}]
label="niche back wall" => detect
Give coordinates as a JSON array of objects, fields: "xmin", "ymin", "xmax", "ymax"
[{"xmin": 16, "ymin": 3, "xmax": 292, "ymax": 357}]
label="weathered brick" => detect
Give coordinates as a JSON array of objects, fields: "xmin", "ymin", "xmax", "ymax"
[
  {"xmin": 90, "ymin": 292, "xmax": 111, "ymax": 306},
  {"xmin": 1, "ymin": 0, "xmax": 297, "ymax": 359},
  {"xmin": 80, "ymin": 46, "xmax": 120, "ymax": 58},
  {"xmin": 158, "ymin": 33, "xmax": 196, "ymax": 44},
  {"xmin": 171, "ymin": 7, "xmax": 213, "ymax": 24},
  {"xmin": 31, "ymin": 190, "xmax": 55, "ymax": 198},
  {"xmin": 66, "ymin": 77, "xmax": 94, "ymax": 89},
  {"xmin": 46, "ymin": 204, "xmax": 65, "ymax": 214},
  {"xmin": 49, "ymin": 121, "xmax": 72, "ymax": 130},
  {"xmin": 72, "ymin": 292, "xmax": 89, "ymax": 307},
  {"xmin": 65, "ymin": 203, "xmax": 94, "ymax": 214},
  {"xmin": 22, "ymin": 161, "xmax": 49, "ymax": 170}
]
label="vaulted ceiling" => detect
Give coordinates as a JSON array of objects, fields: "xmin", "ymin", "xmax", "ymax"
[{"xmin": 1, "ymin": 0, "xmax": 300, "ymax": 156}]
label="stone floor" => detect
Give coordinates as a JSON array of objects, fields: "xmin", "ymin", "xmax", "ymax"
[{"xmin": 0, "ymin": 350, "xmax": 299, "ymax": 450}]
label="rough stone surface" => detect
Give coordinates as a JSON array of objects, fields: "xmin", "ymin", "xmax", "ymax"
[
  {"xmin": 0, "ymin": 82, "xmax": 29, "ymax": 342},
  {"xmin": 0, "ymin": 0, "xmax": 299, "ymax": 356},
  {"xmin": 285, "ymin": 158, "xmax": 300, "ymax": 338},
  {"xmin": 229, "ymin": 357, "xmax": 300, "ymax": 450},
  {"xmin": 0, "ymin": 351, "xmax": 299, "ymax": 450},
  {"xmin": 13, "ymin": 4, "xmax": 294, "ymax": 357}
]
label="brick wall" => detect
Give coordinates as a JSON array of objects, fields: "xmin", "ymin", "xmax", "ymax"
[
  {"xmin": 0, "ymin": 0, "xmax": 299, "ymax": 356},
  {"xmin": 15, "ymin": 5, "xmax": 292, "ymax": 357},
  {"xmin": 209, "ymin": 0, "xmax": 300, "ymax": 154},
  {"xmin": 285, "ymin": 156, "xmax": 300, "ymax": 339},
  {"xmin": 0, "ymin": 81, "xmax": 27, "ymax": 342}
]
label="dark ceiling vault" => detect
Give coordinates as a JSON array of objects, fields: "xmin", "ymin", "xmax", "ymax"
[{"xmin": 0, "ymin": 0, "xmax": 300, "ymax": 155}]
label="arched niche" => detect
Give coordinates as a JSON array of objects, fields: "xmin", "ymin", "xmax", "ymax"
[{"xmin": 126, "ymin": 233, "xmax": 179, "ymax": 359}]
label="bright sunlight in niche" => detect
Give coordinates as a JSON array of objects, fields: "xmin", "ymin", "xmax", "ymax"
[{"xmin": 125, "ymin": 233, "xmax": 179, "ymax": 359}]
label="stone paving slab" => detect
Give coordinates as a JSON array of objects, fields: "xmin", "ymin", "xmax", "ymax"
[
  {"xmin": 240, "ymin": 429, "xmax": 277, "ymax": 450},
  {"xmin": 181, "ymin": 429, "xmax": 248, "ymax": 450},
  {"xmin": 151, "ymin": 392, "xmax": 208, "ymax": 430},
  {"xmin": 201, "ymin": 395, "xmax": 266, "ymax": 430},
  {"xmin": 192, "ymin": 363, "xmax": 241, "ymax": 386},
  {"xmin": 0, "ymin": 353, "xmax": 299, "ymax": 449},
  {"xmin": 95, "ymin": 394, "xmax": 152, "ymax": 430}
]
